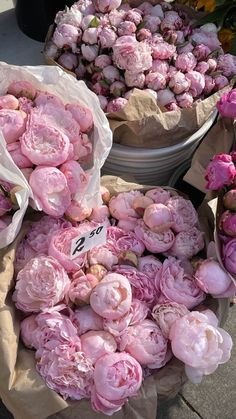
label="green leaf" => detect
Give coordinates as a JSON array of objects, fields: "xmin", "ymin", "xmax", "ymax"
[
  {"xmin": 229, "ymin": 36, "xmax": 236, "ymax": 55},
  {"xmin": 89, "ymin": 16, "xmax": 99, "ymax": 28},
  {"xmin": 136, "ymin": 21, "xmax": 145, "ymax": 31}
]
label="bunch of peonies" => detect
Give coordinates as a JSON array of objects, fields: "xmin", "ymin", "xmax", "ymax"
[
  {"xmin": 13, "ymin": 185, "xmax": 234, "ymax": 415},
  {"xmin": 46, "ymin": 0, "xmax": 236, "ymax": 113},
  {"xmin": 0, "ymin": 80, "xmax": 94, "ymax": 218}
]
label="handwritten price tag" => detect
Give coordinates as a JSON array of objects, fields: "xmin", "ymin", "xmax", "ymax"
[{"xmin": 70, "ymin": 223, "xmax": 107, "ymax": 259}]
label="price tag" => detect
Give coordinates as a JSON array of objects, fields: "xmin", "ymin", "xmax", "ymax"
[{"xmin": 70, "ymin": 223, "xmax": 107, "ymax": 259}]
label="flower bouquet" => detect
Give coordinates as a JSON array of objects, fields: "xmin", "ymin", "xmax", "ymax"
[{"xmin": 0, "ymin": 176, "xmax": 233, "ymax": 419}]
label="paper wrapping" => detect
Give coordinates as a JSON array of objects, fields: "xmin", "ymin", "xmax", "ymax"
[
  {"xmin": 184, "ymin": 118, "xmax": 236, "ymax": 193},
  {"xmin": 0, "ymin": 176, "xmax": 229, "ymax": 419}
]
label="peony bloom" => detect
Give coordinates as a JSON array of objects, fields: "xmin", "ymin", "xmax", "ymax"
[
  {"xmin": 0, "ymin": 94, "xmax": 19, "ymax": 110},
  {"xmin": 117, "ymin": 219, "xmax": 137, "ymax": 232},
  {"xmin": 185, "ymin": 70, "xmax": 205, "ymax": 97},
  {"xmin": 220, "ymin": 210, "xmax": 236, "ymax": 237},
  {"xmin": 118, "ymin": 21, "xmax": 137, "ymax": 37},
  {"xmin": 135, "ymin": 219, "xmax": 175, "ymax": 253},
  {"xmin": 193, "ymin": 44, "xmax": 211, "ymax": 61},
  {"xmin": 48, "ymin": 225, "xmax": 90, "ymax": 272},
  {"xmin": 107, "ymin": 98, "xmax": 128, "ymax": 113},
  {"xmin": 176, "ymin": 92, "xmax": 194, "ymax": 108},
  {"xmin": 156, "ymin": 88, "xmax": 176, "ymax": 109},
  {"xmin": 72, "ymin": 305, "xmax": 103, "ymax": 335},
  {"xmin": 14, "ymin": 238, "xmax": 37, "ymax": 274},
  {"xmin": 205, "ymin": 154, "xmax": 236, "ymax": 190},
  {"xmin": 119, "ymin": 319, "xmax": 170, "ymax": 368},
  {"xmin": 99, "ymin": 27, "xmax": 117, "ymax": 49},
  {"xmin": 88, "ymin": 205, "xmax": 110, "ymax": 224},
  {"xmin": 113, "ymin": 36, "xmax": 152, "ymax": 73},
  {"xmin": 151, "ymin": 59, "xmax": 169, "ymax": 75},
  {"xmin": 52, "ymin": 23, "xmax": 80, "ymax": 51},
  {"xmin": 20, "ymin": 314, "xmax": 38, "ymax": 348},
  {"xmin": 126, "ymin": 8, "xmax": 142, "ymax": 25},
  {"xmin": 195, "ymin": 61, "xmax": 209, "ymax": 74},
  {"xmin": 95, "ymin": 54, "xmax": 112, "ymax": 69},
  {"xmin": 125, "ymin": 71, "xmax": 145, "ymax": 89},
  {"xmin": 138, "ymin": 255, "xmax": 162, "ymax": 283},
  {"xmin": 90, "ymin": 273, "xmax": 132, "ymax": 320},
  {"xmin": 109, "ymin": 190, "xmax": 143, "ymax": 220},
  {"xmin": 7, "ymin": 80, "xmax": 36, "ymax": 100},
  {"xmin": 55, "ymin": 4, "xmax": 82, "ymax": 27},
  {"xmin": 93, "ymin": 0, "xmax": 122, "ymax": 13},
  {"xmin": 166, "ymin": 196, "xmax": 198, "ymax": 233},
  {"xmin": 145, "ymin": 187, "xmax": 171, "ymax": 204},
  {"xmin": 37, "ymin": 345, "xmax": 94, "ymax": 400},
  {"xmin": 203, "ymin": 75, "xmax": 215, "ymax": 96},
  {"xmin": 194, "ymin": 258, "xmax": 234, "ymax": 298},
  {"xmin": 110, "ymin": 81, "xmax": 126, "ymax": 98},
  {"xmin": 7, "ymin": 141, "xmax": 32, "ymax": 169},
  {"xmin": 58, "ymin": 52, "xmax": 78, "ymax": 71},
  {"xmin": 82, "ymin": 27, "xmax": 98, "ymax": 45},
  {"xmin": 160, "ymin": 11, "xmax": 183, "ymax": 32},
  {"xmin": 92, "ymin": 352, "xmax": 142, "ymax": 415},
  {"xmin": 223, "ymin": 189, "xmax": 236, "ymax": 211},
  {"xmin": 217, "ymin": 54, "xmax": 236, "ymax": 78},
  {"xmin": 13, "ymin": 256, "xmax": 70, "ymax": 312},
  {"xmin": 169, "ymin": 72, "xmax": 190, "ymax": 94},
  {"xmin": 159, "ymin": 256, "xmax": 205, "ymax": 309},
  {"xmin": 0, "ymin": 193, "xmax": 12, "ymax": 216},
  {"xmin": 59, "ymin": 160, "xmax": 88, "ymax": 194},
  {"xmin": 88, "ymin": 243, "xmax": 118, "ymax": 270},
  {"xmin": 136, "ymin": 28, "xmax": 152, "ymax": 42},
  {"xmin": 143, "ymin": 15, "xmax": 161, "ymax": 33},
  {"xmin": 152, "ymin": 301, "xmax": 189, "ymax": 339},
  {"xmin": 143, "ymin": 203, "xmax": 173, "ymax": 233},
  {"xmin": 80, "ymin": 14, "xmax": 97, "ymax": 30},
  {"xmin": 103, "ymin": 65, "xmax": 120, "ymax": 84},
  {"xmin": 81, "ymin": 44, "xmax": 99, "ymax": 62},
  {"xmin": 175, "ymin": 53, "xmax": 197, "ymax": 73},
  {"xmin": 169, "ymin": 310, "xmax": 232, "ymax": 384},
  {"xmin": 214, "ymin": 75, "xmax": 229, "ymax": 91},
  {"xmin": 80, "ymin": 330, "xmax": 117, "ymax": 364},
  {"xmin": 151, "ymin": 41, "xmax": 176, "ymax": 60},
  {"xmin": 145, "ymin": 71, "xmax": 166, "ymax": 91},
  {"xmin": 29, "ymin": 167, "xmax": 71, "ymax": 217},
  {"xmin": 223, "ymin": 238, "xmax": 236, "ymax": 275},
  {"xmin": 167, "ymin": 227, "xmax": 204, "ymax": 259},
  {"xmin": 190, "ymin": 28, "xmax": 221, "ymax": 52},
  {"xmin": 0, "ymin": 109, "xmax": 27, "ymax": 143},
  {"xmin": 216, "ymin": 89, "xmax": 236, "ymax": 119}
]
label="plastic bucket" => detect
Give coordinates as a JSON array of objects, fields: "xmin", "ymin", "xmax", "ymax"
[{"xmin": 102, "ymin": 110, "xmax": 218, "ymax": 186}]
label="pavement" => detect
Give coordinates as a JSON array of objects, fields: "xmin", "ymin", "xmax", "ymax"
[{"xmin": 1, "ymin": 1, "xmax": 236, "ymax": 418}]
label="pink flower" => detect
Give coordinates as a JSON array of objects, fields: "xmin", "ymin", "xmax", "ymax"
[
  {"xmin": 48, "ymin": 225, "xmax": 90, "ymax": 272},
  {"xmin": 58, "ymin": 52, "xmax": 78, "ymax": 71},
  {"xmin": 95, "ymin": 54, "xmax": 112, "ymax": 69},
  {"xmin": 88, "ymin": 245, "xmax": 118, "ymax": 270},
  {"xmin": 152, "ymin": 301, "xmax": 189, "ymax": 339},
  {"xmin": 117, "ymin": 219, "xmax": 136, "ymax": 232},
  {"xmin": 207, "ymin": 58, "xmax": 217, "ymax": 72},
  {"xmin": 169, "ymin": 311, "xmax": 232, "ymax": 383},
  {"xmin": 103, "ymin": 65, "xmax": 120, "ymax": 83},
  {"xmin": 190, "ymin": 29, "xmax": 221, "ymax": 52},
  {"xmin": 98, "ymin": 95, "xmax": 108, "ymax": 111},
  {"xmin": 195, "ymin": 61, "xmax": 209, "ymax": 74},
  {"xmin": 90, "ymin": 273, "xmax": 132, "ymax": 320},
  {"xmin": 203, "ymin": 75, "xmax": 215, "ymax": 95},
  {"xmin": 223, "ymin": 238, "xmax": 236, "ymax": 275},
  {"xmin": 194, "ymin": 258, "xmax": 234, "ymax": 297},
  {"xmin": 138, "ymin": 2, "xmax": 153, "ymax": 15},
  {"xmin": 110, "ymin": 81, "xmax": 126, "ymax": 97},
  {"xmin": 112, "ymin": 266, "xmax": 158, "ymax": 307},
  {"xmin": 59, "ymin": 160, "xmax": 88, "ymax": 195},
  {"xmin": 34, "ymin": 91, "xmax": 64, "ymax": 109},
  {"xmin": 80, "ymin": 330, "xmax": 117, "ymax": 364},
  {"xmin": 217, "ymin": 54, "xmax": 236, "ymax": 78},
  {"xmin": 205, "ymin": 154, "xmax": 236, "ymax": 190},
  {"xmin": 15, "ymin": 239, "xmax": 37, "ymax": 274},
  {"xmin": 81, "ymin": 14, "xmax": 97, "ymax": 31},
  {"xmin": 93, "ymin": 0, "xmax": 122, "ymax": 13},
  {"xmin": 145, "ymin": 187, "xmax": 171, "ymax": 204},
  {"xmin": 7, "ymin": 81, "xmax": 36, "ymax": 100},
  {"xmin": 220, "ymin": 210, "xmax": 236, "ymax": 237},
  {"xmin": 77, "ymin": 1, "xmax": 96, "ymax": 16},
  {"xmin": 160, "ymin": 11, "xmax": 183, "ymax": 32},
  {"xmin": 29, "ymin": 167, "xmax": 71, "ymax": 218},
  {"xmin": 20, "ymin": 122, "xmax": 70, "ymax": 166},
  {"xmin": 214, "ymin": 75, "xmax": 229, "ymax": 91},
  {"xmin": 109, "ymin": 190, "xmax": 143, "ymax": 221},
  {"xmin": 126, "ymin": 8, "xmax": 143, "ymax": 25},
  {"xmin": 132, "ymin": 195, "xmax": 154, "ymax": 217},
  {"xmin": 167, "ymin": 227, "xmax": 204, "ymax": 259},
  {"xmin": 107, "ymin": 98, "xmax": 128, "ymax": 113},
  {"xmin": 136, "ymin": 28, "xmax": 152, "ymax": 42},
  {"xmin": 55, "ymin": 4, "xmax": 82, "ymax": 27},
  {"xmin": 119, "ymin": 319, "xmax": 169, "ymax": 368},
  {"xmin": 176, "ymin": 92, "xmax": 194, "ymax": 108},
  {"xmin": 113, "ymin": 36, "xmax": 152, "ymax": 72},
  {"xmin": 150, "ymin": 4, "xmax": 164, "ymax": 19},
  {"xmin": 92, "ymin": 352, "xmax": 142, "ymax": 415},
  {"xmin": 138, "ymin": 255, "xmax": 162, "ymax": 282},
  {"xmin": 186, "ymin": 70, "xmax": 205, "ymax": 97},
  {"xmin": 0, "ymin": 193, "xmax": 12, "ymax": 216},
  {"xmin": 0, "ymin": 94, "xmax": 19, "ymax": 110},
  {"xmin": 216, "ymin": 89, "xmax": 236, "ymax": 119},
  {"xmin": 151, "ymin": 59, "xmax": 169, "ymax": 75},
  {"xmin": 143, "ymin": 15, "xmax": 161, "ymax": 33},
  {"xmin": 72, "ymin": 306, "xmax": 103, "ymax": 335},
  {"xmin": 175, "ymin": 52, "xmax": 197, "ymax": 72},
  {"xmin": 118, "ymin": 21, "xmax": 136, "ymax": 37},
  {"xmin": 145, "ymin": 71, "xmax": 166, "ymax": 91},
  {"xmin": 13, "ymin": 256, "xmax": 70, "ymax": 312},
  {"xmin": 99, "ymin": 27, "xmax": 117, "ymax": 49},
  {"xmin": 82, "ymin": 27, "xmax": 98, "ymax": 45},
  {"xmin": 18, "ymin": 96, "xmax": 33, "ymax": 113},
  {"xmin": 159, "ymin": 256, "xmax": 205, "ymax": 309},
  {"xmin": 169, "ymin": 71, "xmax": 190, "ymax": 94},
  {"xmin": 68, "ymin": 272, "xmax": 99, "ymax": 305},
  {"xmin": 166, "ymin": 196, "xmax": 198, "ymax": 233},
  {"xmin": 157, "ymin": 88, "xmax": 176, "ymax": 108},
  {"xmin": 7, "ymin": 141, "xmax": 33, "ymax": 168},
  {"xmin": 151, "ymin": 42, "xmax": 176, "ymax": 60},
  {"xmin": 143, "ymin": 203, "xmax": 173, "ymax": 233},
  {"xmin": 88, "ymin": 205, "xmax": 110, "ymax": 224},
  {"xmin": 223, "ymin": 189, "xmax": 236, "ymax": 211},
  {"xmin": 75, "ymin": 62, "xmax": 86, "ymax": 78},
  {"xmin": 193, "ymin": 44, "xmax": 211, "ymax": 61},
  {"xmin": 135, "ymin": 219, "xmax": 175, "ymax": 253},
  {"xmin": 36, "ymin": 345, "xmax": 94, "ymax": 400},
  {"xmin": 125, "ymin": 71, "xmax": 145, "ymax": 88},
  {"xmin": 81, "ymin": 44, "xmax": 99, "ymax": 61},
  {"xmin": 0, "ymin": 109, "xmax": 27, "ymax": 143},
  {"xmin": 108, "ymin": 226, "xmax": 145, "ymax": 256},
  {"xmin": 26, "ymin": 215, "xmax": 71, "ymax": 254},
  {"xmin": 20, "ymin": 314, "xmax": 38, "ymax": 348},
  {"xmin": 52, "ymin": 23, "xmax": 80, "ymax": 51},
  {"xmin": 109, "ymin": 9, "xmax": 125, "ymax": 27}
]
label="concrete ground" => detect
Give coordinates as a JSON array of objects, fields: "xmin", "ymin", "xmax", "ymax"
[{"xmin": 1, "ymin": 2, "xmax": 236, "ymax": 418}]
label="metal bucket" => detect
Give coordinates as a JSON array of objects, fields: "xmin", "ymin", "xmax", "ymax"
[{"xmin": 102, "ymin": 110, "xmax": 217, "ymax": 186}]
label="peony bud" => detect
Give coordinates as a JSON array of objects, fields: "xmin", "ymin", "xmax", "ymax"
[
  {"xmin": 7, "ymin": 81, "xmax": 36, "ymax": 100},
  {"xmin": 223, "ymin": 189, "xmax": 236, "ymax": 211},
  {"xmin": 58, "ymin": 52, "xmax": 77, "ymax": 71},
  {"xmin": 220, "ymin": 211, "xmax": 236, "ymax": 237},
  {"xmin": 0, "ymin": 94, "xmax": 19, "ymax": 110}
]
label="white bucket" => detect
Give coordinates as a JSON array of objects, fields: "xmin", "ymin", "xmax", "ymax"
[{"xmin": 102, "ymin": 110, "xmax": 218, "ymax": 186}]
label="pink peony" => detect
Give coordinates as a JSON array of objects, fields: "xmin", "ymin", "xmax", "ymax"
[
  {"xmin": 125, "ymin": 71, "xmax": 145, "ymax": 89},
  {"xmin": 167, "ymin": 227, "xmax": 204, "ymax": 259},
  {"xmin": 58, "ymin": 52, "xmax": 78, "ymax": 71},
  {"xmin": 143, "ymin": 15, "xmax": 161, "ymax": 33},
  {"xmin": 205, "ymin": 154, "xmax": 236, "ymax": 190},
  {"xmin": 152, "ymin": 301, "xmax": 189, "ymax": 339},
  {"xmin": 107, "ymin": 98, "xmax": 128, "ymax": 113},
  {"xmin": 169, "ymin": 71, "xmax": 190, "ymax": 94},
  {"xmin": 0, "ymin": 94, "xmax": 19, "ymax": 110},
  {"xmin": 222, "ymin": 238, "xmax": 236, "ymax": 275},
  {"xmin": 55, "ymin": 4, "xmax": 82, "ymax": 27},
  {"xmin": 99, "ymin": 27, "xmax": 117, "ymax": 49},
  {"xmin": 175, "ymin": 52, "xmax": 197, "ymax": 72},
  {"xmin": 72, "ymin": 306, "xmax": 103, "ymax": 335},
  {"xmin": 109, "ymin": 190, "xmax": 143, "ymax": 220},
  {"xmin": 217, "ymin": 54, "xmax": 236, "ymax": 78},
  {"xmin": 109, "ymin": 9, "xmax": 125, "ymax": 27},
  {"xmin": 169, "ymin": 311, "xmax": 232, "ymax": 384},
  {"xmin": 166, "ymin": 196, "xmax": 198, "ymax": 233},
  {"xmin": 59, "ymin": 160, "xmax": 88, "ymax": 195},
  {"xmin": 217, "ymin": 89, "xmax": 236, "ymax": 119},
  {"xmin": 88, "ymin": 244, "xmax": 118, "ymax": 270},
  {"xmin": 37, "ymin": 345, "xmax": 94, "ymax": 400},
  {"xmin": 143, "ymin": 203, "xmax": 173, "ymax": 233},
  {"xmin": 107, "ymin": 226, "xmax": 145, "ymax": 256},
  {"xmin": 203, "ymin": 75, "xmax": 215, "ymax": 95},
  {"xmin": 220, "ymin": 210, "xmax": 236, "ymax": 237},
  {"xmin": 7, "ymin": 141, "xmax": 33, "ymax": 169},
  {"xmin": 193, "ymin": 44, "xmax": 211, "ymax": 61},
  {"xmin": 92, "ymin": 352, "xmax": 142, "ymax": 415},
  {"xmin": 98, "ymin": 95, "xmax": 108, "ymax": 111},
  {"xmin": 90, "ymin": 273, "xmax": 132, "ymax": 320},
  {"xmin": 93, "ymin": 0, "xmax": 122, "ymax": 13},
  {"xmin": 95, "ymin": 54, "xmax": 112, "ymax": 69},
  {"xmin": 126, "ymin": 8, "xmax": 142, "ymax": 25},
  {"xmin": 0, "ymin": 109, "xmax": 27, "ymax": 143},
  {"xmin": 88, "ymin": 205, "xmax": 110, "ymax": 224},
  {"xmin": 160, "ymin": 11, "xmax": 183, "ymax": 32},
  {"xmin": 223, "ymin": 189, "xmax": 236, "ymax": 211},
  {"xmin": 145, "ymin": 187, "xmax": 171, "ymax": 204},
  {"xmin": 103, "ymin": 65, "xmax": 120, "ymax": 83},
  {"xmin": 136, "ymin": 28, "xmax": 152, "ymax": 42},
  {"xmin": 190, "ymin": 28, "xmax": 221, "ymax": 52},
  {"xmin": 159, "ymin": 256, "xmax": 205, "ymax": 309},
  {"xmin": 14, "ymin": 239, "xmax": 37, "ymax": 274},
  {"xmin": 0, "ymin": 193, "xmax": 12, "ymax": 216},
  {"xmin": 7, "ymin": 80, "xmax": 36, "ymax": 100},
  {"xmin": 81, "ymin": 44, "xmax": 99, "ymax": 61},
  {"xmin": 145, "ymin": 71, "xmax": 166, "ymax": 91},
  {"xmin": 151, "ymin": 59, "xmax": 169, "ymax": 75},
  {"xmin": 80, "ymin": 330, "xmax": 117, "ymax": 364},
  {"xmin": 135, "ymin": 219, "xmax": 175, "ymax": 253},
  {"xmin": 118, "ymin": 21, "xmax": 137, "ymax": 37},
  {"xmin": 82, "ymin": 27, "xmax": 98, "ymax": 45},
  {"xmin": 119, "ymin": 319, "xmax": 169, "ymax": 368},
  {"xmin": 13, "ymin": 256, "xmax": 70, "ymax": 312},
  {"xmin": 29, "ymin": 167, "xmax": 71, "ymax": 217},
  {"xmin": 110, "ymin": 81, "xmax": 126, "ymax": 98},
  {"xmin": 20, "ymin": 314, "xmax": 38, "ymax": 348},
  {"xmin": 113, "ymin": 36, "xmax": 152, "ymax": 73},
  {"xmin": 194, "ymin": 258, "xmax": 234, "ymax": 297},
  {"xmin": 176, "ymin": 92, "xmax": 194, "ymax": 108},
  {"xmin": 195, "ymin": 61, "xmax": 209, "ymax": 74},
  {"xmin": 117, "ymin": 219, "xmax": 136, "ymax": 232},
  {"xmin": 214, "ymin": 75, "xmax": 229, "ymax": 91},
  {"xmin": 138, "ymin": 255, "xmax": 162, "ymax": 283},
  {"xmin": 151, "ymin": 41, "xmax": 176, "ymax": 60},
  {"xmin": 157, "ymin": 88, "xmax": 176, "ymax": 108},
  {"xmin": 68, "ymin": 272, "xmax": 99, "ymax": 305},
  {"xmin": 185, "ymin": 70, "xmax": 205, "ymax": 97}
]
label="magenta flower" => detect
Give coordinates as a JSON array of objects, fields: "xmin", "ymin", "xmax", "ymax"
[
  {"xmin": 217, "ymin": 89, "xmax": 236, "ymax": 119},
  {"xmin": 205, "ymin": 154, "xmax": 236, "ymax": 190}
]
